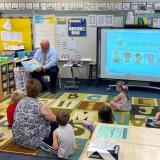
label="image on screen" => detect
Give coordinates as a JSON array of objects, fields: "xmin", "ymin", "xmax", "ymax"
[{"xmin": 100, "ymin": 28, "xmax": 160, "ymax": 82}]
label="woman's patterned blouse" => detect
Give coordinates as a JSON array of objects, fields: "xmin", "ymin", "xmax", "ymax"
[{"xmin": 12, "ymin": 97, "xmax": 51, "ymax": 149}]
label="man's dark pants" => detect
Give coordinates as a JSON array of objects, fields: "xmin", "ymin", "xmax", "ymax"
[{"xmin": 31, "ymin": 66, "xmax": 59, "ymax": 93}]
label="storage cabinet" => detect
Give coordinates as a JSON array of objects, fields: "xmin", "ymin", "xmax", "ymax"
[{"xmin": 0, "ymin": 62, "xmax": 15, "ymax": 101}]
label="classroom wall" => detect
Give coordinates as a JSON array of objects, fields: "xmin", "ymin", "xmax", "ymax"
[
  {"xmin": 0, "ymin": 0, "xmax": 159, "ymax": 3},
  {"xmin": 56, "ymin": 15, "xmax": 97, "ymax": 79},
  {"xmin": 59, "ymin": 61, "xmax": 92, "ymax": 79},
  {"xmin": 56, "ymin": 16, "xmax": 97, "ymax": 61},
  {"xmin": 0, "ymin": 0, "xmax": 159, "ymax": 79}
]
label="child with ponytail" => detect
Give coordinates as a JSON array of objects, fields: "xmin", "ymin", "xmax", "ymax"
[{"xmin": 110, "ymin": 81, "xmax": 131, "ymax": 111}]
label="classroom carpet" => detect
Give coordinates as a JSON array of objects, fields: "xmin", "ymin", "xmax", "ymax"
[{"xmin": 0, "ymin": 91, "xmax": 159, "ymax": 159}]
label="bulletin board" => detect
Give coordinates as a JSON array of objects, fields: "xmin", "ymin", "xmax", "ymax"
[
  {"xmin": 0, "ymin": 18, "xmax": 32, "ymax": 51},
  {"xmin": 68, "ymin": 18, "xmax": 86, "ymax": 36},
  {"xmin": 56, "ymin": 16, "xmax": 97, "ymax": 61}
]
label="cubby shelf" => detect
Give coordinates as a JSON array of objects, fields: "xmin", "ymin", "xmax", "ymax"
[{"xmin": 0, "ymin": 61, "xmax": 15, "ymax": 102}]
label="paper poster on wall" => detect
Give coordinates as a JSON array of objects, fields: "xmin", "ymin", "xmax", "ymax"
[
  {"xmin": 88, "ymin": 15, "xmax": 97, "ymax": 26},
  {"xmin": 18, "ymin": 3, "xmax": 26, "ymax": 10},
  {"xmin": 40, "ymin": 3, "xmax": 47, "ymax": 10},
  {"xmin": 55, "ymin": 16, "xmax": 97, "ymax": 61},
  {"xmin": 105, "ymin": 15, "xmax": 114, "ymax": 26},
  {"xmin": 131, "ymin": 3, "xmax": 139, "ymax": 10},
  {"xmin": 0, "ymin": 18, "xmax": 32, "ymax": 51},
  {"xmin": 138, "ymin": 3, "xmax": 147, "ymax": 10},
  {"xmin": 106, "ymin": 3, "xmax": 114, "ymax": 10},
  {"xmin": 126, "ymin": 11, "xmax": 134, "ymax": 25},
  {"xmin": 56, "ymin": 17, "xmax": 67, "ymax": 24},
  {"xmin": 122, "ymin": 3, "xmax": 130, "ymax": 10},
  {"xmin": 92, "ymin": 3, "xmax": 98, "ymax": 11},
  {"xmin": 11, "ymin": 3, "xmax": 18, "ymax": 10},
  {"xmin": 98, "ymin": 3, "xmax": 106, "ymax": 11},
  {"xmin": 68, "ymin": 18, "xmax": 86, "ymax": 36},
  {"xmin": 68, "ymin": 3, "xmax": 83, "ymax": 11},
  {"xmin": 68, "ymin": 3, "xmax": 75, "ymax": 10},
  {"xmin": 84, "ymin": 3, "xmax": 92, "ymax": 11},
  {"xmin": 4, "ymin": 3, "xmax": 12, "ymax": 10},
  {"xmin": 33, "ymin": 3, "xmax": 40, "ymax": 10},
  {"xmin": 97, "ymin": 15, "xmax": 106, "ymax": 26},
  {"xmin": 1, "ymin": 31, "xmax": 22, "ymax": 42},
  {"xmin": 3, "ymin": 43, "xmax": 24, "ymax": 50},
  {"xmin": 97, "ymin": 15, "xmax": 114, "ymax": 26},
  {"xmin": 114, "ymin": 16, "xmax": 123, "ymax": 27},
  {"xmin": 154, "ymin": 3, "xmax": 160, "ymax": 11},
  {"xmin": 0, "ymin": 3, "xmax": 5, "ymax": 10},
  {"xmin": 33, "ymin": 15, "xmax": 56, "ymax": 48},
  {"xmin": 56, "ymin": 3, "xmax": 68, "ymax": 10},
  {"xmin": 68, "ymin": 39, "xmax": 77, "ymax": 50},
  {"xmin": 2, "ymin": 19, "xmax": 12, "ymax": 31},
  {"xmin": 153, "ymin": 19, "xmax": 160, "ymax": 28},
  {"xmin": 56, "ymin": 25, "xmax": 67, "ymax": 48},
  {"xmin": 25, "ymin": 3, "xmax": 32, "ymax": 9},
  {"xmin": 147, "ymin": 3, "xmax": 153, "ymax": 11},
  {"xmin": 56, "ymin": 25, "xmax": 79, "ymax": 60},
  {"xmin": 114, "ymin": 3, "xmax": 122, "ymax": 10},
  {"xmin": 75, "ymin": 3, "xmax": 84, "ymax": 11},
  {"xmin": 56, "ymin": 24, "xmax": 68, "ymax": 59},
  {"xmin": 46, "ymin": 3, "xmax": 54, "ymax": 10}
]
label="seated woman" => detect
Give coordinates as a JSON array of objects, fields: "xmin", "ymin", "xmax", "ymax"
[{"xmin": 12, "ymin": 79, "xmax": 58, "ymax": 149}]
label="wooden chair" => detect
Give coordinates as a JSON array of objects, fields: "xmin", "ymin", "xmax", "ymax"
[{"xmin": 42, "ymin": 72, "xmax": 61, "ymax": 89}]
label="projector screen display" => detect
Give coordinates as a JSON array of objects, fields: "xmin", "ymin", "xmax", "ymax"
[{"xmin": 100, "ymin": 28, "xmax": 160, "ymax": 82}]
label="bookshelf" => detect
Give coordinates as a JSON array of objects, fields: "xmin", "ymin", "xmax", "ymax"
[{"xmin": 0, "ymin": 61, "xmax": 15, "ymax": 102}]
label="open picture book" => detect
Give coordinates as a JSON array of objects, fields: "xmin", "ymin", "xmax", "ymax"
[{"xmin": 21, "ymin": 59, "xmax": 42, "ymax": 72}]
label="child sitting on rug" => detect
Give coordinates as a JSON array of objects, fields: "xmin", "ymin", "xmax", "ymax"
[
  {"xmin": 146, "ymin": 112, "xmax": 160, "ymax": 128},
  {"xmin": 52, "ymin": 110, "xmax": 76, "ymax": 159},
  {"xmin": 98, "ymin": 105, "xmax": 114, "ymax": 124},
  {"xmin": 6, "ymin": 91, "xmax": 23, "ymax": 127},
  {"xmin": 110, "ymin": 81, "xmax": 131, "ymax": 111},
  {"xmin": 83, "ymin": 105, "xmax": 114, "ymax": 132}
]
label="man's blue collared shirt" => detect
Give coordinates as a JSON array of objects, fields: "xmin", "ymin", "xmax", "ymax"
[{"xmin": 34, "ymin": 48, "xmax": 58, "ymax": 70}]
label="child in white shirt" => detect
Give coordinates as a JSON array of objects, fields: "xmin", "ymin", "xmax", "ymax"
[
  {"xmin": 52, "ymin": 110, "xmax": 76, "ymax": 159},
  {"xmin": 110, "ymin": 81, "xmax": 131, "ymax": 111}
]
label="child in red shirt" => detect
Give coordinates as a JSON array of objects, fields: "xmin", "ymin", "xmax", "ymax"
[{"xmin": 6, "ymin": 91, "xmax": 23, "ymax": 127}]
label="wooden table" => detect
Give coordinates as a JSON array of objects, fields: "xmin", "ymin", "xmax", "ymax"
[{"xmin": 81, "ymin": 123, "xmax": 160, "ymax": 160}]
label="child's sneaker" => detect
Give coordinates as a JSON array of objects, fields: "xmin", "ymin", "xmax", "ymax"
[
  {"xmin": 40, "ymin": 142, "xmax": 58, "ymax": 155},
  {"xmin": 145, "ymin": 117, "xmax": 157, "ymax": 128}
]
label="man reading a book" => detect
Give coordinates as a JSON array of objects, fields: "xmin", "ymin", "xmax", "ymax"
[{"xmin": 31, "ymin": 40, "xmax": 59, "ymax": 93}]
